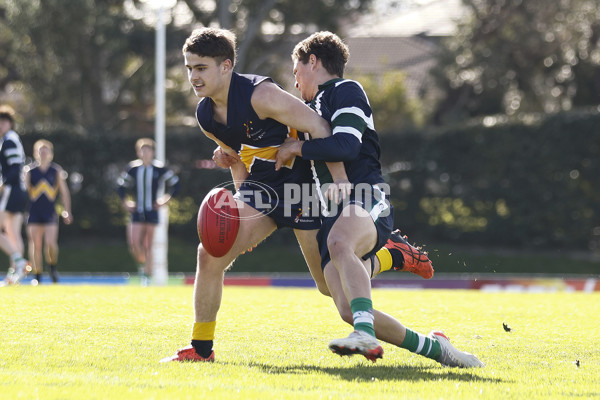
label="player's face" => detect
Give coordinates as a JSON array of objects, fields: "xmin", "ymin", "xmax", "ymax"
[
  {"xmin": 293, "ymin": 59, "xmax": 317, "ymax": 102},
  {"xmin": 0, "ymin": 118, "xmax": 11, "ymax": 136},
  {"xmin": 185, "ymin": 52, "xmax": 229, "ymax": 98},
  {"xmin": 138, "ymin": 145, "xmax": 154, "ymax": 164},
  {"xmin": 37, "ymin": 145, "xmax": 53, "ymax": 163}
]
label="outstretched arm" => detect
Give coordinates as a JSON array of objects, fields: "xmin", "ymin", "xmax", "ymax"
[{"xmin": 253, "ymin": 82, "xmax": 349, "ymax": 195}]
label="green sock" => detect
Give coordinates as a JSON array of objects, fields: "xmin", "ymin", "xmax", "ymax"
[
  {"xmin": 350, "ymin": 297, "xmax": 375, "ymax": 337},
  {"xmin": 400, "ymin": 328, "xmax": 441, "ymax": 360}
]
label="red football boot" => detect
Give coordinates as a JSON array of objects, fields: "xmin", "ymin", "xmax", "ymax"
[
  {"xmin": 385, "ymin": 230, "xmax": 434, "ymax": 279},
  {"xmin": 160, "ymin": 346, "xmax": 215, "ymax": 363}
]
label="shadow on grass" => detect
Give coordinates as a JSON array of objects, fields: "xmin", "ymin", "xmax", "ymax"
[{"xmin": 225, "ymin": 361, "xmax": 506, "ymax": 383}]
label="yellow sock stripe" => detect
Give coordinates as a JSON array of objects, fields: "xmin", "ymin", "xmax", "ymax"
[
  {"xmin": 192, "ymin": 321, "xmax": 217, "ymax": 341},
  {"xmin": 376, "ymin": 248, "xmax": 393, "ymax": 274}
]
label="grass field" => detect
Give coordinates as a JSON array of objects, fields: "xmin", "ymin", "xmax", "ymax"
[{"xmin": 1, "ymin": 285, "xmax": 598, "ymax": 399}]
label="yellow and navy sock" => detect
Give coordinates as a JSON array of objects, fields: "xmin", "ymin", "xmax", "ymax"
[
  {"xmin": 191, "ymin": 321, "xmax": 216, "ymax": 358},
  {"xmin": 374, "ymin": 246, "xmax": 405, "ymax": 277},
  {"xmin": 400, "ymin": 328, "xmax": 441, "ymax": 360},
  {"xmin": 350, "ymin": 297, "xmax": 375, "ymax": 337},
  {"xmin": 375, "ymin": 248, "xmax": 393, "ymax": 275}
]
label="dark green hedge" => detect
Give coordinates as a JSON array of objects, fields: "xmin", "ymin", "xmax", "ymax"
[
  {"xmin": 21, "ymin": 108, "xmax": 600, "ymax": 252},
  {"xmin": 20, "ymin": 128, "xmax": 219, "ymax": 239},
  {"xmin": 382, "ymin": 108, "xmax": 600, "ymax": 251}
]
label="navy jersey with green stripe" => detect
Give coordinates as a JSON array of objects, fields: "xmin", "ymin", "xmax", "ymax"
[{"xmin": 302, "ymin": 79, "xmax": 384, "ymax": 187}]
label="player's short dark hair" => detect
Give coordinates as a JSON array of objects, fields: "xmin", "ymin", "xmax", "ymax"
[
  {"xmin": 182, "ymin": 27, "xmax": 237, "ymax": 66},
  {"xmin": 292, "ymin": 31, "xmax": 349, "ymax": 78},
  {"xmin": 0, "ymin": 105, "xmax": 16, "ymax": 126}
]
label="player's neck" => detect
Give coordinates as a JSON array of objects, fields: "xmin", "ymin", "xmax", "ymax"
[
  {"xmin": 210, "ymin": 73, "xmax": 232, "ymax": 110},
  {"xmin": 210, "ymin": 75, "xmax": 232, "ymax": 125},
  {"xmin": 315, "ymin": 72, "xmax": 340, "ymax": 88}
]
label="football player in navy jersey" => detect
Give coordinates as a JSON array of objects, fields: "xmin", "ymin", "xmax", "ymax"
[
  {"xmin": 162, "ymin": 27, "xmax": 355, "ymax": 363},
  {"xmin": 277, "ymin": 32, "xmax": 483, "ymax": 367},
  {"xmin": 117, "ymin": 138, "xmax": 180, "ymax": 285},
  {"xmin": 24, "ymin": 139, "xmax": 73, "ymax": 284},
  {"xmin": 162, "ymin": 28, "xmax": 433, "ymax": 364},
  {"xmin": 0, "ymin": 105, "xmax": 30, "ymax": 285},
  {"xmin": 275, "ymin": 31, "xmax": 483, "ymax": 368}
]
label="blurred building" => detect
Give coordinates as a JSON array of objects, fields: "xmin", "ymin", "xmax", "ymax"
[
  {"xmin": 342, "ymin": 0, "xmax": 466, "ymax": 99},
  {"xmin": 344, "ymin": 36, "xmax": 438, "ymax": 99}
]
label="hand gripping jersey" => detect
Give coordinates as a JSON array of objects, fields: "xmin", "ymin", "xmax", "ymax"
[
  {"xmin": 27, "ymin": 162, "xmax": 63, "ymax": 224},
  {"xmin": 195, "ymin": 72, "xmax": 319, "ymax": 229}
]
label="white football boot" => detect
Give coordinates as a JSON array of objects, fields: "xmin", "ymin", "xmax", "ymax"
[
  {"xmin": 329, "ymin": 330, "xmax": 383, "ymax": 362},
  {"xmin": 10, "ymin": 258, "xmax": 30, "ymax": 284},
  {"xmin": 429, "ymin": 331, "xmax": 485, "ymax": 368}
]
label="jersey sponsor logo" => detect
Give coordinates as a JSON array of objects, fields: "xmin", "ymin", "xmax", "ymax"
[{"xmin": 242, "ymin": 120, "xmax": 267, "ymax": 141}]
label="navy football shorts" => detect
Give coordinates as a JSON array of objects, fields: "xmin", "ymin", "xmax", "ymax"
[
  {"xmin": 317, "ymin": 184, "xmax": 394, "ymax": 270},
  {"xmin": 0, "ymin": 184, "xmax": 27, "ymax": 213},
  {"xmin": 235, "ymin": 179, "xmax": 321, "ymax": 230},
  {"xmin": 131, "ymin": 210, "xmax": 159, "ymax": 224},
  {"xmin": 27, "ymin": 208, "xmax": 58, "ymax": 224}
]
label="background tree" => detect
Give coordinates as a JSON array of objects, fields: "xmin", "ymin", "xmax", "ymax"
[
  {"xmin": 429, "ymin": 0, "xmax": 600, "ymax": 125},
  {"xmin": 181, "ymin": 0, "xmax": 372, "ymax": 75},
  {"xmin": 0, "ymin": 0, "xmax": 164, "ymax": 132},
  {"xmin": 347, "ymin": 71, "xmax": 424, "ymax": 134},
  {"xmin": 0, "ymin": 0, "xmax": 373, "ymax": 134}
]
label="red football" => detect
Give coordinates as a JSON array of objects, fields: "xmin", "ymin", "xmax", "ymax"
[{"xmin": 197, "ymin": 188, "xmax": 240, "ymax": 257}]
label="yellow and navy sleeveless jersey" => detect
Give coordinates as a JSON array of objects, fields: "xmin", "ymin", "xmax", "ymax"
[
  {"xmin": 0, "ymin": 130, "xmax": 26, "ymax": 189},
  {"xmin": 301, "ymin": 78, "xmax": 384, "ymax": 188},
  {"xmin": 27, "ymin": 162, "xmax": 61, "ymax": 217},
  {"xmin": 195, "ymin": 72, "xmax": 313, "ymax": 189},
  {"xmin": 117, "ymin": 160, "xmax": 180, "ymax": 213}
]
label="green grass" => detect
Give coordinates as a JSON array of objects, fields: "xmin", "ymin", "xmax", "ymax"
[{"xmin": 1, "ymin": 285, "xmax": 598, "ymax": 399}]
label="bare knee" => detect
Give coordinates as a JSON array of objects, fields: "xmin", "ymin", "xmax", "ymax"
[
  {"xmin": 196, "ymin": 244, "xmax": 231, "ymax": 276},
  {"xmin": 316, "ymin": 282, "xmax": 331, "ymax": 297},
  {"xmin": 327, "ymin": 234, "xmax": 351, "ymax": 262}
]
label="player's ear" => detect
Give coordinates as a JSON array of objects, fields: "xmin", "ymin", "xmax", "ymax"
[
  {"xmin": 221, "ymin": 59, "xmax": 233, "ymax": 72},
  {"xmin": 309, "ymin": 54, "xmax": 318, "ymax": 69}
]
